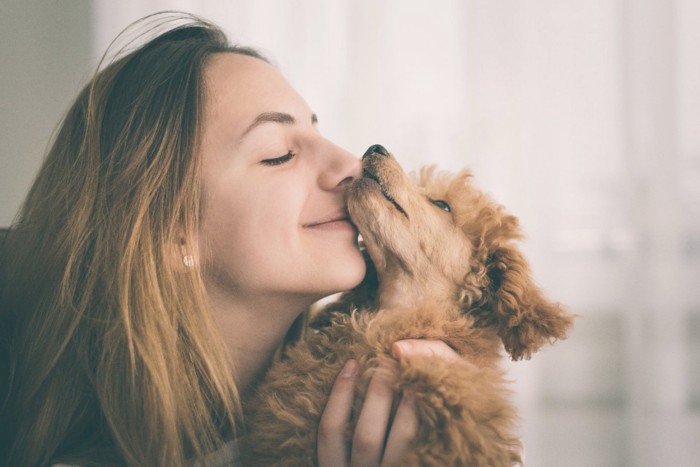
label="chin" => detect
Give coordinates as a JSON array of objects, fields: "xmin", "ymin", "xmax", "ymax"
[{"xmin": 321, "ymin": 250, "xmax": 366, "ymax": 294}]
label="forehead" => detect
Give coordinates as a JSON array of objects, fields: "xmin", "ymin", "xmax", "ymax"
[{"xmin": 203, "ymin": 52, "xmax": 309, "ymax": 131}]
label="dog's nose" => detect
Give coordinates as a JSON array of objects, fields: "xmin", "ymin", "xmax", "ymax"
[{"xmin": 363, "ymin": 144, "xmax": 390, "ymax": 158}]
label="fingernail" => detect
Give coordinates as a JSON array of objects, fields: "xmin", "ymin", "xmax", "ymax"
[{"xmin": 340, "ymin": 359, "xmax": 357, "ymax": 378}]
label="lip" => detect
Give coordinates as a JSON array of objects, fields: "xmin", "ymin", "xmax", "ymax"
[{"xmin": 303, "ymin": 209, "xmax": 356, "ymax": 231}]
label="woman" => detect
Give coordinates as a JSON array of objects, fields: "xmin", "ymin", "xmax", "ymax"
[{"xmin": 0, "ymin": 12, "xmax": 459, "ymax": 466}]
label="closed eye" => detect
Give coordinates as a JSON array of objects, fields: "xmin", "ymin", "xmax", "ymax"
[
  {"xmin": 431, "ymin": 199, "xmax": 451, "ymax": 212},
  {"xmin": 261, "ymin": 151, "xmax": 296, "ymax": 166}
]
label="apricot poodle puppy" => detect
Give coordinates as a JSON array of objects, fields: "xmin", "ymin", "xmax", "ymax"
[{"xmin": 243, "ymin": 144, "xmax": 574, "ymax": 466}]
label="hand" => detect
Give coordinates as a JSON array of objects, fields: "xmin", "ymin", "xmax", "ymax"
[{"xmin": 317, "ymin": 340, "xmax": 460, "ymax": 467}]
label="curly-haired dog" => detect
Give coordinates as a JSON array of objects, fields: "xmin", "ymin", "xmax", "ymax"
[{"xmin": 243, "ymin": 144, "xmax": 574, "ymax": 466}]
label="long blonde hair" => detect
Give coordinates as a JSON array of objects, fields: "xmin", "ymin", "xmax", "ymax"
[{"xmin": 0, "ymin": 13, "xmax": 265, "ymax": 466}]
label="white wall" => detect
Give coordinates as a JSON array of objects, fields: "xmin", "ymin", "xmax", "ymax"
[{"xmin": 0, "ymin": 0, "xmax": 94, "ymax": 226}]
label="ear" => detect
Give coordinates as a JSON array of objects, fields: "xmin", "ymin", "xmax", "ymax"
[
  {"xmin": 168, "ymin": 231, "xmax": 199, "ymax": 272},
  {"xmin": 481, "ymin": 244, "xmax": 574, "ymax": 360},
  {"xmin": 466, "ymin": 206, "xmax": 574, "ymax": 361}
]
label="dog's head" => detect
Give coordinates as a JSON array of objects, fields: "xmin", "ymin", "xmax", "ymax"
[{"xmin": 345, "ymin": 144, "xmax": 573, "ymax": 360}]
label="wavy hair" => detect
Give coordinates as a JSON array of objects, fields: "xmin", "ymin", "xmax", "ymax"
[{"xmin": 0, "ymin": 12, "xmax": 266, "ymax": 466}]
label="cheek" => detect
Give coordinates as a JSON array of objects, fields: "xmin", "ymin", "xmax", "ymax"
[
  {"xmin": 198, "ymin": 176, "xmax": 306, "ymax": 276},
  {"xmin": 433, "ymin": 227, "xmax": 472, "ymax": 276},
  {"xmin": 202, "ymin": 187, "xmax": 294, "ymax": 253}
]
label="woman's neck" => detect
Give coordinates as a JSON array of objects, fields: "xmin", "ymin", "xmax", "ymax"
[{"xmin": 205, "ymin": 287, "xmax": 316, "ymax": 393}]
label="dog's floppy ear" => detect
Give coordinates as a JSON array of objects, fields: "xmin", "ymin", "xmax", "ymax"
[
  {"xmin": 467, "ymin": 208, "xmax": 574, "ymax": 361},
  {"xmin": 483, "ymin": 244, "xmax": 573, "ymax": 360}
]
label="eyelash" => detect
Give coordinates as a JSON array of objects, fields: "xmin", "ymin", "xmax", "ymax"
[{"xmin": 261, "ymin": 151, "xmax": 296, "ymax": 166}]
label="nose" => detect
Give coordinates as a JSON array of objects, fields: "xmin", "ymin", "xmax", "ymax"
[
  {"xmin": 363, "ymin": 144, "xmax": 390, "ymax": 159},
  {"xmin": 319, "ymin": 141, "xmax": 362, "ymax": 191}
]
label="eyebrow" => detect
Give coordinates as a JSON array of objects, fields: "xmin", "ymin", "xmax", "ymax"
[{"xmin": 240, "ymin": 112, "xmax": 319, "ymax": 140}]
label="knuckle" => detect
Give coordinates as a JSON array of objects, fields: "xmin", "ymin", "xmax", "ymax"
[
  {"xmin": 365, "ymin": 382, "xmax": 393, "ymax": 402},
  {"xmin": 367, "ymin": 368, "xmax": 397, "ymax": 392},
  {"xmin": 318, "ymin": 413, "xmax": 345, "ymax": 437},
  {"xmin": 392, "ymin": 419, "xmax": 418, "ymax": 442},
  {"xmin": 329, "ymin": 377, "xmax": 355, "ymax": 400},
  {"xmin": 352, "ymin": 431, "xmax": 379, "ymax": 456},
  {"xmin": 394, "ymin": 407, "xmax": 418, "ymax": 437},
  {"xmin": 331, "ymin": 377, "xmax": 352, "ymax": 395}
]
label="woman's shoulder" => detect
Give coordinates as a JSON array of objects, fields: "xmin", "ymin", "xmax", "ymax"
[
  {"xmin": 194, "ymin": 438, "xmax": 242, "ymax": 466},
  {"xmin": 50, "ymin": 438, "xmax": 243, "ymax": 467}
]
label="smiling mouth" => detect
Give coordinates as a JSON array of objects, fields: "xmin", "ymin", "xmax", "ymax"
[
  {"xmin": 363, "ymin": 169, "xmax": 408, "ymax": 218},
  {"xmin": 303, "ymin": 211, "xmax": 356, "ymax": 230}
]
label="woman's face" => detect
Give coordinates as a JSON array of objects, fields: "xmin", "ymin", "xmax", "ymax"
[{"xmin": 196, "ymin": 53, "xmax": 365, "ymax": 306}]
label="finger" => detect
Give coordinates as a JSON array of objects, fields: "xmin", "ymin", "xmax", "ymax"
[
  {"xmin": 318, "ymin": 359, "xmax": 358, "ymax": 467},
  {"xmin": 381, "ymin": 391, "xmax": 418, "ymax": 467},
  {"xmin": 350, "ymin": 362, "xmax": 397, "ymax": 467},
  {"xmin": 391, "ymin": 339, "xmax": 461, "ymax": 362}
]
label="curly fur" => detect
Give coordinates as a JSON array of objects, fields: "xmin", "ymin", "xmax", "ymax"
[{"xmin": 243, "ymin": 148, "xmax": 574, "ymax": 466}]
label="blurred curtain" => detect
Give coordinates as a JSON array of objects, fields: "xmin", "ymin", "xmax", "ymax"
[{"xmin": 95, "ymin": 1, "xmax": 700, "ymax": 466}]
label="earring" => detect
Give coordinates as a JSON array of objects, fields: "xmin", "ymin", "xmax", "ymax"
[{"xmin": 183, "ymin": 255, "xmax": 195, "ymax": 267}]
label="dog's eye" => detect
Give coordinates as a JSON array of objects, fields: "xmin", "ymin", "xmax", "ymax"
[{"xmin": 431, "ymin": 199, "xmax": 451, "ymax": 212}]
